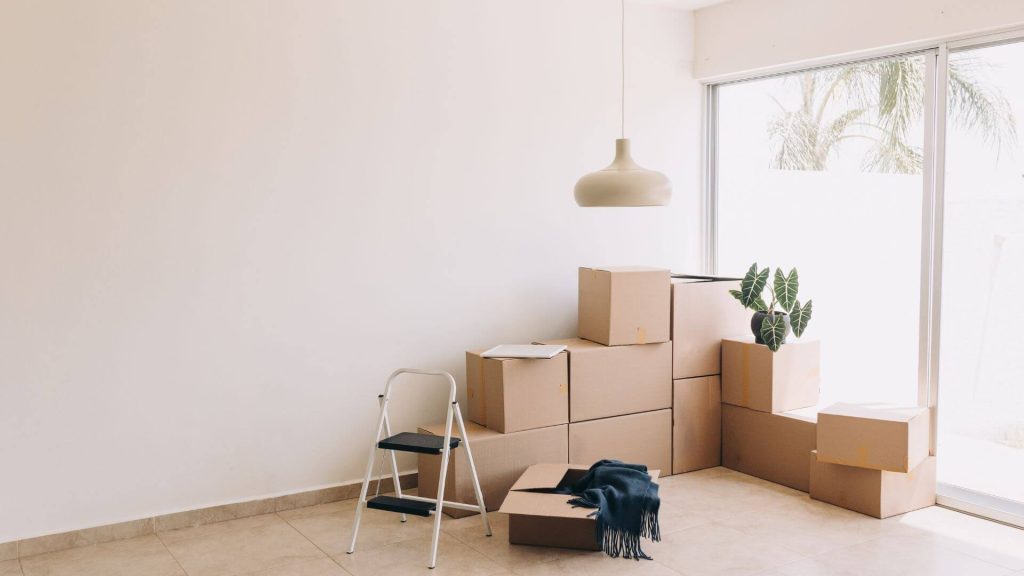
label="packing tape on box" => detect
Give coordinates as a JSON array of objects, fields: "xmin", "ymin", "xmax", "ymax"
[
  {"xmin": 856, "ymin": 446, "xmax": 870, "ymax": 467},
  {"xmin": 741, "ymin": 346, "xmax": 751, "ymax": 406},
  {"xmin": 479, "ymin": 359, "xmax": 487, "ymax": 423}
]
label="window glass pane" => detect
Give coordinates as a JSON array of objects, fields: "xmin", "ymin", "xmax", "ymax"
[
  {"xmin": 938, "ymin": 41, "xmax": 1024, "ymax": 506},
  {"xmin": 716, "ymin": 55, "xmax": 926, "ymax": 407}
]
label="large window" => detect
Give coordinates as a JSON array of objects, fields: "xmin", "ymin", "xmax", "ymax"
[
  {"xmin": 714, "ymin": 54, "xmax": 927, "ymax": 407},
  {"xmin": 708, "ymin": 37, "xmax": 1024, "ymax": 525}
]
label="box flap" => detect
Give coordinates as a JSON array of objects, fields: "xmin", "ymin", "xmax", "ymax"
[
  {"xmin": 820, "ymin": 402, "xmax": 926, "ymax": 423},
  {"xmin": 499, "ymin": 464, "xmax": 660, "ymax": 519}
]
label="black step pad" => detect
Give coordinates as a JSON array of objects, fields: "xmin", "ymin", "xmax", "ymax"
[
  {"xmin": 378, "ymin": 432, "xmax": 460, "ymax": 455},
  {"xmin": 366, "ymin": 495, "xmax": 435, "ymax": 517}
]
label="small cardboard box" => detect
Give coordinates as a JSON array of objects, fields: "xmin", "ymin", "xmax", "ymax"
[
  {"xmin": 672, "ymin": 376, "xmax": 721, "ymax": 474},
  {"xmin": 539, "ymin": 338, "xmax": 671, "ymax": 422},
  {"xmin": 464, "ymin": 349, "xmax": 569, "ymax": 433},
  {"xmin": 578, "ymin": 266, "xmax": 670, "ymax": 346},
  {"xmin": 671, "ymin": 278, "xmax": 750, "ymax": 379},
  {"xmin": 568, "ymin": 409, "xmax": 672, "ymax": 473},
  {"xmin": 722, "ymin": 404, "xmax": 817, "ymax": 492},
  {"xmin": 809, "ymin": 450, "xmax": 936, "ymax": 518},
  {"xmin": 721, "ymin": 338, "xmax": 820, "ymax": 414},
  {"xmin": 417, "ymin": 421, "xmax": 568, "ymax": 518},
  {"xmin": 499, "ymin": 463, "xmax": 660, "ymax": 550},
  {"xmin": 817, "ymin": 403, "xmax": 930, "ymax": 473}
]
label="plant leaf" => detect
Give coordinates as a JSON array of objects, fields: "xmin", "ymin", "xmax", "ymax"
[
  {"xmin": 791, "ymin": 299, "xmax": 813, "ymax": 338},
  {"xmin": 729, "ymin": 289, "xmax": 743, "ymax": 303},
  {"xmin": 774, "ymin": 268, "xmax": 799, "ymax": 313},
  {"xmin": 760, "ymin": 313, "xmax": 787, "ymax": 352},
  {"xmin": 752, "ymin": 296, "xmax": 769, "ymax": 312},
  {"xmin": 739, "ymin": 263, "xmax": 769, "ymax": 309}
]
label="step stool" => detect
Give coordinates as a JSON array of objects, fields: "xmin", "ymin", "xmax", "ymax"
[{"xmin": 347, "ymin": 368, "xmax": 491, "ymax": 569}]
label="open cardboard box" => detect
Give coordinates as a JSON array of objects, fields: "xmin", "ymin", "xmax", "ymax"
[{"xmin": 499, "ymin": 463, "xmax": 660, "ymax": 550}]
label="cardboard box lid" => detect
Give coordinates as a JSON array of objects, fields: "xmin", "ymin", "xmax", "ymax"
[
  {"xmin": 786, "ymin": 405, "xmax": 820, "ymax": 423},
  {"xmin": 499, "ymin": 463, "xmax": 660, "ymax": 519},
  {"xmin": 536, "ymin": 337, "xmax": 610, "ymax": 354},
  {"xmin": 585, "ymin": 266, "xmax": 669, "ymax": 274},
  {"xmin": 820, "ymin": 402, "xmax": 926, "ymax": 423},
  {"xmin": 420, "ymin": 420, "xmax": 504, "ymax": 441}
]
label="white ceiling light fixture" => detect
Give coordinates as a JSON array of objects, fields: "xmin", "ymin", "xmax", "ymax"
[{"xmin": 574, "ymin": 0, "xmax": 672, "ymax": 207}]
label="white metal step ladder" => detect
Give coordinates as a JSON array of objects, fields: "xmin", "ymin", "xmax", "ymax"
[{"xmin": 347, "ymin": 368, "xmax": 491, "ymax": 569}]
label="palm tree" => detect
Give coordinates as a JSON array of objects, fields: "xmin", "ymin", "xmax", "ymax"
[{"xmin": 768, "ymin": 55, "xmax": 1017, "ymax": 174}]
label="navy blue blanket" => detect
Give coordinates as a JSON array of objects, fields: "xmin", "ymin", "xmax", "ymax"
[{"xmin": 530, "ymin": 459, "xmax": 661, "ymax": 560}]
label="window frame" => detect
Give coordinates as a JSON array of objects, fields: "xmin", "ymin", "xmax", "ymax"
[{"xmin": 702, "ymin": 27, "xmax": 1024, "ymax": 528}]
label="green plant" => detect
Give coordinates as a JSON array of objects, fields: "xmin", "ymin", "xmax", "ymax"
[{"xmin": 730, "ymin": 263, "xmax": 813, "ymax": 352}]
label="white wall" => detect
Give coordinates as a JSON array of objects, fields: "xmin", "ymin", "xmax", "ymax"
[
  {"xmin": 0, "ymin": 0, "xmax": 701, "ymax": 542},
  {"xmin": 695, "ymin": 0, "xmax": 1024, "ymax": 79}
]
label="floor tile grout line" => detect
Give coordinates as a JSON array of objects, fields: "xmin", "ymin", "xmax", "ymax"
[
  {"xmin": 272, "ymin": 511, "xmax": 339, "ymax": 563},
  {"xmin": 153, "ymin": 531, "xmax": 192, "ymax": 576}
]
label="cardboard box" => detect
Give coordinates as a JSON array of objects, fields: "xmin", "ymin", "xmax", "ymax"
[
  {"xmin": 672, "ymin": 376, "xmax": 721, "ymax": 474},
  {"xmin": 817, "ymin": 403, "xmax": 930, "ymax": 473},
  {"xmin": 464, "ymin": 349, "xmax": 568, "ymax": 433},
  {"xmin": 722, "ymin": 404, "xmax": 817, "ymax": 492},
  {"xmin": 499, "ymin": 463, "xmax": 660, "ymax": 550},
  {"xmin": 721, "ymin": 338, "xmax": 820, "ymax": 413},
  {"xmin": 809, "ymin": 450, "xmax": 936, "ymax": 518},
  {"xmin": 671, "ymin": 278, "xmax": 750, "ymax": 379},
  {"xmin": 466, "ymin": 351, "xmax": 486, "ymax": 426},
  {"xmin": 539, "ymin": 338, "xmax": 671, "ymax": 422},
  {"xmin": 417, "ymin": 421, "xmax": 568, "ymax": 518},
  {"xmin": 578, "ymin": 266, "xmax": 670, "ymax": 346},
  {"xmin": 568, "ymin": 409, "xmax": 672, "ymax": 473}
]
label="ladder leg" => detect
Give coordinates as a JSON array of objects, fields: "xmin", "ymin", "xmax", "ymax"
[
  {"xmin": 428, "ymin": 401, "xmax": 455, "ymax": 569},
  {"xmin": 347, "ymin": 396, "xmax": 389, "ymax": 554},
  {"xmin": 381, "ymin": 408, "xmax": 407, "ymax": 523},
  {"xmin": 454, "ymin": 403, "xmax": 491, "ymax": 537}
]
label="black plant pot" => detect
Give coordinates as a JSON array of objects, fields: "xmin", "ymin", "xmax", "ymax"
[{"xmin": 751, "ymin": 311, "xmax": 792, "ymax": 345}]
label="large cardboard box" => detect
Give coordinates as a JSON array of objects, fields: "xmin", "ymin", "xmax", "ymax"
[
  {"xmin": 672, "ymin": 376, "xmax": 721, "ymax": 474},
  {"xmin": 722, "ymin": 404, "xmax": 817, "ymax": 492},
  {"xmin": 500, "ymin": 463, "xmax": 660, "ymax": 550},
  {"xmin": 817, "ymin": 403, "xmax": 930, "ymax": 473},
  {"xmin": 464, "ymin": 349, "xmax": 568, "ymax": 433},
  {"xmin": 578, "ymin": 266, "xmax": 670, "ymax": 346},
  {"xmin": 539, "ymin": 338, "xmax": 671, "ymax": 422},
  {"xmin": 417, "ymin": 421, "xmax": 568, "ymax": 518},
  {"xmin": 809, "ymin": 450, "xmax": 936, "ymax": 518},
  {"xmin": 721, "ymin": 338, "xmax": 820, "ymax": 413},
  {"xmin": 568, "ymin": 409, "xmax": 672, "ymax": 473},
  {"xmin": 671, "ymin": 278, "xmax": 749, "ymax": 379}
]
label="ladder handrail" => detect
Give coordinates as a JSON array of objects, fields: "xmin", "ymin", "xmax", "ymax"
[{"xmin": 384, "ymin": 368, "xmax": 458, "ymax": 403}]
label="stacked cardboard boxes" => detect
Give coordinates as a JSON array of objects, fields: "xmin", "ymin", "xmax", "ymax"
[
  {"xmin": 419, "ymin": 352, "xmax": 570, "ymax": 518},
  {"xmin": 670, "ymin": 278, "xmax": 750, "ymax": 473},
  {"xmin": 544, "ymin": 265, "xmax": 674, "ymax": 474},
  {"xmin": 811, "ymin": 403, "xmax": 936, "ymax": 518},
  {"xmin": 720, "ymin": 336, "xmax": 822, "ymax": 491}
]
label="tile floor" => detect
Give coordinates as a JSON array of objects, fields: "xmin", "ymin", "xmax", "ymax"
[{"xmin": 5, "ymin": 467, "xmax": 1024, "ymax": 576}]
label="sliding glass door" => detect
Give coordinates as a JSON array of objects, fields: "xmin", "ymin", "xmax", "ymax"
[
  {"xmin": 936, "ymin": 39, "xmax": 1024, "ymax": 522},
  {"xmin": 707, "ymin": 33, "xmax": 1024, "ymax": 525}
]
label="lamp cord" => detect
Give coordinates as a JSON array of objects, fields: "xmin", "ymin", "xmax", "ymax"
[{"xmin": 621, "ymin": 0, "xmax": 625, "ymax": 139}]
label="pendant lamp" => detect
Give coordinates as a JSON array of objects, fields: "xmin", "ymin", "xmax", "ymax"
[{"xmin": 574, "ymin": 0, "xmax": 671, "ymax": 207}]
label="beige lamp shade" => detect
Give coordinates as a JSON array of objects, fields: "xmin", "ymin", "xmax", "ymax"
[{"xmin": 574, "ymin": 139, "xmax": 672, "ymax": 207}]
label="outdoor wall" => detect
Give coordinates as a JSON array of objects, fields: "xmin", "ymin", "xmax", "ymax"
[
  {"xmin": 694, "ymin": 0, "xmax": 1024, "ymax": 79},
  {"xmin": 0, "ymin": 0, "xmax": 701, "ymax": 542}
]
